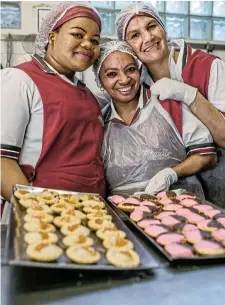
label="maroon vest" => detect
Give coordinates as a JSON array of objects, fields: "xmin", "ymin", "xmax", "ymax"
[
  {"xmin": 148, "ymin": 45, "xmax": 219, "ymax": 135},
  {"xmin": 16, "ymin": 57, "xmax": 106, "ymax": 198}
]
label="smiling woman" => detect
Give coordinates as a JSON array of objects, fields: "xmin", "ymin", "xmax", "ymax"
[
  {"xmin": 1, "ymin": 2, "xmax": 106, "ymax": 219},
  {"xmin": 93, "ymin": 40, "xmax": 217, "ymax": 199}
]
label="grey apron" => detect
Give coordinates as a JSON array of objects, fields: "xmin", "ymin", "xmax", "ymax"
[
  {"xmin": 102, "ymin": 96, "xmax": 205, "ymax": 200},
  {"xmin": 198, "ymin": 148, "xmax": 225, "ymax": 208}
]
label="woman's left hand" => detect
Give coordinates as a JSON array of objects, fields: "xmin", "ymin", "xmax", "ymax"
[
  {"xmin": 151, "ymin": 77, "xmax": 198, "ymax": 106},
  {"xmin": 144, "ymin": 168, "xmax": 178, "ymax": 195}
]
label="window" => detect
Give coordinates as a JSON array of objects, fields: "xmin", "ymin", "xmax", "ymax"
[
  {"xmin": 91, "ymin": 1, "xmax": 225, "ymax": 41},
  {"xmin": 0, "ymin": 1, "xmax": 21, "ymax": 29}
]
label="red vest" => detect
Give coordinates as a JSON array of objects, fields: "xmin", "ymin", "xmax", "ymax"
[
  {"xmin": 148, "ymin": 45, "xmax": 217, "ymax": 135},
  {"xmin": 16, "ymin": 57, "xmax": 106, "ymax": 198}
]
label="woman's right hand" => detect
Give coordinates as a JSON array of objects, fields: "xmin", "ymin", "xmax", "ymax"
[{"xmin": 151, "ymin": 77, "xmax": 198, "ymax": 106}]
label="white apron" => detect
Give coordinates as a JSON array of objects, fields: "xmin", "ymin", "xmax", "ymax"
[{"xmin": 102, "ymin": 96, "xmax": 205, "ymax": 199}]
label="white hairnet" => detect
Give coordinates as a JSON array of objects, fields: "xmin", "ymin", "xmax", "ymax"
[
  {"xmin": 35, "ymin": 1, "xmax": 100, "ymax": 58},
  {"xmin": 116, "ymin": 2, "xmax": 166, "ymax": 41},
  {"xmin": 93, "ymin": 40, "xmax": 141, "ymax": 88}
]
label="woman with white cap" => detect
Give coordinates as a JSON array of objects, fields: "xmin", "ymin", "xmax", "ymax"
[
  {"xmin": 93, "ymin": 40, "xmax": 217, "ymax": 199},
  {"xmin": 1, "ymin": 1, "xmax": 106, "ymax": 212},
  {"xmin": 116, "ymin": 3, "xmax": 225, "ymax": 207}
]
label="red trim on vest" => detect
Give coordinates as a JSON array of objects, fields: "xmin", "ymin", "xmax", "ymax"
[
  {"xmin": 146, "ymin": 88, "xmax": 183, "ymax": 135},
  {"xmin": 15, "ymin": 59, "xmax": 106, "ymax": 198},
  {"xmin": 182, "ymin": 46, "xmax": 216, "ymax": 100}
]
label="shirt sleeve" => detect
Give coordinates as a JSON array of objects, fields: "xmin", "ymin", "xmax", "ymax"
[
  {"xmin": 182, "ymin": 104, "xmax": 216, "ymax": 156},
  {"xmin": 208, "ymin": 58, "xmax": 225, "ymax": 116},
  {"xmin": 1, "ymin": 68, "xmax": 33, "ymax": 160}
]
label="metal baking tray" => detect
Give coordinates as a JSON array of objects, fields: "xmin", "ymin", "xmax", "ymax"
[
  {"xmin": 5, "ymin": 184, "xmax": 160, "ymax": 271},
  {"xmin": 107, "ymin": 197, "xmax": 225, "ymax": 263}
]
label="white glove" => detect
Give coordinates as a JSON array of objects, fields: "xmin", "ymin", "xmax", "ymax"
[
  {"xmin": 151, "ymin": 77, "xmax": 198, "ymax": 106},
  {"xmin": 145, "ymin": 168, "xmax": 178, "ymax": 195}
]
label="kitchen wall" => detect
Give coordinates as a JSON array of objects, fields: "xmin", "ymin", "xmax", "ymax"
[{"xmin": 1, "ymin": 1, "xmax": 225, "ymax": 97}]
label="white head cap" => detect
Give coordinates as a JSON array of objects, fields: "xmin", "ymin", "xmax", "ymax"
[
  {"xmin": 35, "ymin": 1, "xmax": 101, "ymax": 58},
  {"xmin": 93, "ymin": 40, "xmax": 141, "ymax": 88},
  {"xmin": 116, "ymin": 2, "xmax": 166, "ymax": 41}
]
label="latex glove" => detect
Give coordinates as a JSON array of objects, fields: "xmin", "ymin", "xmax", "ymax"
[
  {"xmin": 145, "ymin": 168, "xmax": 178, "ymax": 195},
  {"xmin": 151, "ymin": 77, "xmax": 198, "ymax": 106}
]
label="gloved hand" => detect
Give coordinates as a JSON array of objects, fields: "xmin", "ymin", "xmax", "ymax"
[
  {"xmin": 151, "ymin": 77, "xmax": 198, "ymax": 106},
  {"xmin": 144, "ymin": 168, "xmax": 178, "ymax": 195}
]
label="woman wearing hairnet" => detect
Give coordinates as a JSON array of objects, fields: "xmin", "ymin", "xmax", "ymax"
[
  {"xmin": 116, "ymin": 3, "xmax": 225, "ymax": 207},
  {"xmin": 1, "ymin": 1, "xmax": 106, "ymax": 214},
  {"xmin": 93, "ymin": 40, "xmax": 217, "ymax": 200}
]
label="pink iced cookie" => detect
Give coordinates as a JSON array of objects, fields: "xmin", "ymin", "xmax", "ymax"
[
  {"xmin": 144, "ymin": 225, "xmax": 169, "ymax": 238},
  {"xmin": 180, "ymin": 224, "xmax": 198, "ymax": 234},
  {"xmin": 130, "ymin": 206, "xmax": 152, "ymax": 222},
  {"xmin": 176, "ymin": 208, "xmax": 193, "ymax": 217},
  {"xmin": 180, "ymin": 199, "xmax": 199, "ymax": 208},
  {"xmin": 155, "ymin": 211, "xmax": 176, "ymax": 220},
  {"xmin": 141, "ymin": 201, "xmax": 157, "ymax": 208},
  {"xmin": 194, "ymin": 240, "xmax": 225, "ymax": 255},
  {"xmin": 165, "ymin": 243, "xmax": 194, "ymax": 257},
  {"xmin": 156, "ymin": 233, "xmax": 185, "ymax": 246},
  {"xmin": 163, "ymin": 204, "xmax": 183, "ymax": 211},
  {"xmin": 212, "ymin": 228, "xmax": 225, "ymax": 242},
  {"xmin": 204, "ymin": 209, "xmax": 221, "ymax": 218},
  {"xmin": 110, "ymin": 195, "xmax": 125, "ymax": 205},
  {"xmin": 185, "ymin": 213, "xmax": 205, "ymax": 224},
  {"xmin": 137, "ymin": 219, "xmax": 161, "ymax": 229},
  {"xmin": 123, "ymin": 198, "xmax": 141, "ymax": 205},
  {"xmin": 193, "ymin": 204, "xmax": 213, "ymax": 214},
  {"xmin": 156, "ymin": 192, "xmax": 168, "ymax": 199},
  {"xmin": 161, "ymin": 216, "xmax": 184, "ymax": 227}
]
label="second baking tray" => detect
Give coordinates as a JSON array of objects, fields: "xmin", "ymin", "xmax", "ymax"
[
  {"xmin": 5, "ymin": 184, "xmax": 160, "ymax": 271},
  {"xmin": 107, "ymin": 197, "xmax": 225, "ymax": 263}
]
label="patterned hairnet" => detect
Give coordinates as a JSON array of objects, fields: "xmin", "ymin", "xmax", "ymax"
[
  {"xmin": 115, "ymin": 2, "xmax": 166, "ymax": 41},
  {"xmin": 35, "ymin": 1, "xmax": 101, "ymax": 58},
  {"xmin": 93, "ymin": 40, "xmax": 141, "ymax": 88}
]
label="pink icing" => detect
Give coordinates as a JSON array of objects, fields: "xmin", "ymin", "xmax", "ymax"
[
  {"xmin": 137, "ymin": 219, "xmax": 160, "ymax": 228},
  {"xmin": 185, "ymin": 213, "xmax": 205, "ymax": 224},
  {"xmin": 212, "ymin": 229, "xmax": 225, "ymax": 241},
  {"xmin": 163, "ymin": 204, "xmax": 183, "ymax": 211},
  {"xmin": 110, "ymin": 195, "xmax": 125, "ymax": 205},
  {"xmin": 182, "ymin": 224, "xmax": 198, "ymax": 234},
  {"xmin": 144, "ymin": 225, "xmax": 168, "ymax": 238},
  {"xmin": 141, "ymin": 201, "xmax": 157, "ymax": 207},
  {"xmin": 165, "ymin": 243, "xmax": 194, "ymax": 257},
  {"xmin": 176, "ymin": 208, "xmax": 193, "ymax": 216},
  {"xmin": 123, "ymin": 198, "xmax": 141, "ymax": 205},
  {"xmin": 204, "ymin": 209, "xmax": 221, "ymax": 218},
  {"xmin": 180, "ymin": 199, "xmax": 198, "ymax": 208},
  {"xmin": 194, "ymin": 240, "xmax": 223, "ymax": 250},
  {"xmin": 156, "ymin": 233, "xmax": 185, "ymax": 246},
  {"xmin": 193, "ymin": 204, "xmax": 213, "ymax": 213},
  {"xmin": 161, "ymin": 216, "xmax": 180, "ymax": 226}
]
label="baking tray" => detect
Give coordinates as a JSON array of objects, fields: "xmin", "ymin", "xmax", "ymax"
[
  {"xmin": 5, "ymin": 184, "xmax": 159, "ymax": 271},
  {"xmin": 107, "ymin": 197, "xmax": 225, "ymax": 263}
]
